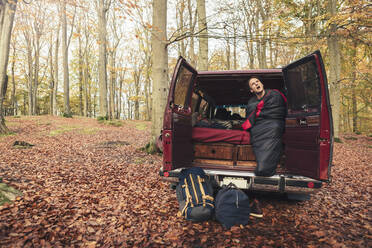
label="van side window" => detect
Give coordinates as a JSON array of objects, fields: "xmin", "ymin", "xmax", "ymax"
[
  {"xmin": 191, "ymin": 93, "xmax": 200, "ymax": 112},
  {"xmin": 174, "ymin": 66, "xmax": 194, "ymax": 108},
  {"xmin": 199, "ymin": 98, "xmax": 208, "ymax": 116},
  {"xmin": 285, "ymin": 60, "xmax": 321, "ymax": 113}
]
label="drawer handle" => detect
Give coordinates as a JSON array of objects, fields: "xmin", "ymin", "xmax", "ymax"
[{"xmin": 211, "ymin": 149, "xmax": 216, "ymax": 154}]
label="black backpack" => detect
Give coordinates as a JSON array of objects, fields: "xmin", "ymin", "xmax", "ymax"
[
  {"xmin": 176, "ymin": 167, "xmax": 214, "ymax": 222},
  {"xmin": 215, "ymin": 183, "xmax": 250, "ymax": 229}
]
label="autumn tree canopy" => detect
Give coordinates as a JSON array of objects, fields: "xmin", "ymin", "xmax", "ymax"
[{"xmin": 0, "ymin": 0, "xmax": 370, "ymax": 136}]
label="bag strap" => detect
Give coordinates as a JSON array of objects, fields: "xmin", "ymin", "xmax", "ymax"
[
  {"xmin": 189, "ymin": 174, "xmax": 199, "ymax": 205},
  {"xmin": 183, "ymin": 178, "xmax": 194, "ymax": 207}
]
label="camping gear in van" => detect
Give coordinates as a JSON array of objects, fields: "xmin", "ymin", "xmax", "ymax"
[
  {"xmin": 215, "ymin": 183, "xmax": 251, "ymax": 229},
  {"xmin": 176, "ymin": 167, "xmax": 214, "ymax": 221}
]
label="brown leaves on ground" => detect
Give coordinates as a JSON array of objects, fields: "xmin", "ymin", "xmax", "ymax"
[{"xmin": 0, "ymin": 116, "xmax": 371, "ymax": 247}]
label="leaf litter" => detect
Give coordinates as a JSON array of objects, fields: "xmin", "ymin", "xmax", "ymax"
[{"xmin": 0, "ymin": 116, "xmax": 371, "ymax": 247}]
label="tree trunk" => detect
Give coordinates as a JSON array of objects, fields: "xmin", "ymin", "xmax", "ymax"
[
  {"xmin": 62, "ymin": 0, "xmax": 70, "ymax": 116},
  {"xmin": 351, "ymin": 40, "xmax": 358, "ymax": 133},
  {"xmin": 327, "ymin": 0, "xmax": 341, "ymax": 138},
  {"xmin": 233, "ymin": 25, "xmax": 237, "ymax": 70},
  {"xmin": 23, "ymin": 32, "xmax": 33, "ymax": 116},
  {"xmin": 32, "ymin": 30, "xmax": 40, "ymax": 115},
  {"xmin": 225, "ymin": 28, "xmax": 230, "ymax": 70},
  {"xmin": 196, "ymin": 0, "xmax": 208, "ymax": 70},
  {"xmin": 10, "ymin": 44, "xmax": 15, "ymax": 115},
  {"xmin": 117, "ymin": 72, "xmax": 123, "ymax": 119},
  {"xmin": 177, "ymin": 0, "xmax": 186, "ymax": 57},
  {"xmin": 187, "ymin": 0, "xmax": 195, "ymax": 66},
  {"xmin": 49, "ymin": 33, "xmax": 54, "ymax": 114},
  {"xmin": 78, "ymin": 24, "xmax": 83, "ymax": 116},
  {"xmin": 151, "ymin": 0, "xmax": 168, "ymax": 147},
  {"xmin": 242, "ymin": 2, "xmax": 254, "ymax": 69},
  {"xmin": 53, "ymin": 21, "xmax": 60, "ymax": 116},
  {"xmin": 0, "ymin": 1, "xmax": 17, "ymax": 133},
  {"xmin": 109, "ymin": 51, "xmax": 115, "ymax": 119},
  {"xmin": 83, "ymin": 47, "xmax": 89, "ymax": 117},
  {"xmin": 97, "ymin": 0, "xmax": 108, "ymax": 118}
]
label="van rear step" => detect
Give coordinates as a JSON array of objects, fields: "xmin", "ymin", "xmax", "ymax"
[{"xmin": 159, "ymin": 169, "xmax": 322, "ymax": 193}]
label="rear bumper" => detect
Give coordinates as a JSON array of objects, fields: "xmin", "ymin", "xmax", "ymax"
[{"xmin": 159, "ymin": 168, "xmax": 322, "ymax": 194}]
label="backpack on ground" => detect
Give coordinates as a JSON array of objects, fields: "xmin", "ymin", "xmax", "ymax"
[
  {"xmin": 215, "ymin": 183, "xmax": 250, "ymax": 229},
  {"xmin": 176, "ymin": 167, "xmax": 214, "ymax": 222}
]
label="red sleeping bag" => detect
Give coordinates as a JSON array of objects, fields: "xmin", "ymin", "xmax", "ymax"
[{"xmin": 192, "ymin": 127, "xmax": 251, "ymax": 145}]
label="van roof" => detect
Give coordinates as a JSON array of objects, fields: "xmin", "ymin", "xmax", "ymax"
[{"xmin": 198, "ymin": 69, "xmax": 282, "ymax": 75}]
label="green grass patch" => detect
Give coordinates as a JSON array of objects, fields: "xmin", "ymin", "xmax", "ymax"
[
  {"xmin": 134, "ymin": 123, "xmax": 148, "ymax": 131},
  {"xmin": 36, "ymin": 120, "xmax": 52, "ymax": 126},
  {"xmin": 134, "ymin": 157, "xmax": 146, "ymax": 164},
  {"xmin": 2, "ymin": 121, "xmax": 19, "ymax": 127},
  {"xmin": 49, "ymin": 124, "xmax": 100, "ymax": 136},
  {"xmin": 49, "ymin": 125, "xmax": 78, "ymax": 136},
  {"xmin": 0, "ymin": 132, "xmax": 15, "ymax": 139},
  {"xmin": 0, "ymin": 183, "xmax": 22, "ymax": 206},
  {"xmin": 78, "ymin": 127, "xmax": 100, "ymax": 135},
  {"xmin": 97, "ymin": 116, "xmax": 109, "ymax": 121},
  {"xmin": 62, "ymin": 112, "xmax": 73, "ymax": 118},
  {"xmin": 344, "ymin": 136, "xmax": 358, "ymax": 141},
  {"xmin": 98, "ymin": 119, "xmax": 123, "ymax": 127}
]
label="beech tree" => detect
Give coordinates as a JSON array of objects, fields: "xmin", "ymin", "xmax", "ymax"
[
  {"xmin": 150, "ymin": 0, "xmax": 168, "ymax": 150},
  {"xmin": 0, "ymin": 0, "xmax": 17, "ymax": 134},
  {"xmin": 327, "ymin": 0, "xmax": 341, "ymax": 139},
  {"xmin": 96, "ymin": 0, "xmax": 110, "ymax": 119},
  {"xmin": 196, "ymin": 0, "xmax": 208, "ymax": 70},
  {"xmin": 61, "ymin": 0, "xmax": 70, "ymax": 116}
]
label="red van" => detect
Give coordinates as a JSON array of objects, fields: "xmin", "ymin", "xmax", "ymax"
[{"xmin": 159, "ymin": 50, "xmax": 333, "ymax": 195}]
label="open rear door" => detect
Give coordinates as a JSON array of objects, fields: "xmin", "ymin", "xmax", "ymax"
[
  {"xmin": 282, "ymin": 50, "xmax": 333, "ymax": 181},
  {"xmin": 162, "ymin": 57, "xmax": 197, "ymax": 171}
]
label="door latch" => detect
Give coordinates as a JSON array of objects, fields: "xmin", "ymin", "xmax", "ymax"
[{"xmin": 299, "ymin": 118, "xmax": 307, "ymax": 125}]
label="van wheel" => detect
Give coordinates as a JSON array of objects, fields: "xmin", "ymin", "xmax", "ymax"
[{"xmin": 170, "ymin": 182, "xmax": 178, "ymax": 190}]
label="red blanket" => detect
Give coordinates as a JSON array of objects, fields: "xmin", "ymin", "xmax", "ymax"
[{"xmin": 192, "ymin": 127, "xmax": 251, "ymax": 145}]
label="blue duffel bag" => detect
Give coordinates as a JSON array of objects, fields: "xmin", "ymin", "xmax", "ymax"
[{"xmin": 215, "ymin": 183, "xmax": 251, "ymax": 229}]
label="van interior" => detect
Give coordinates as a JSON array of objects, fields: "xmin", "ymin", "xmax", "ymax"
[{"xmin": 190, "ymin": 72, "xmax": 286, "ymax": 172}]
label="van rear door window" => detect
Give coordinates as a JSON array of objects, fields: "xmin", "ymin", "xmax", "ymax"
[
  {"xmin": 174, "ymin": 66, "xmax": 194, "ymax": 108},
  {"xmin": 285, "ymin": 60, "xmax": 321, "ymax": 113}
]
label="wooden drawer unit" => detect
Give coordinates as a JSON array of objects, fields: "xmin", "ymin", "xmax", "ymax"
[
  {"xmin": 238, "ymin": 145, "xmax": 256, "ymax": 161},
  {"xmin": 193, "ymin": 143, "xmax": 235, "ymax": 160}
]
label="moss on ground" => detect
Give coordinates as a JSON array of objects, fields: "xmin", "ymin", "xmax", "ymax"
[
  {"xmin": 97, "ymin": 119, "xmax": 123, "ymax": 127},
  {"xmin": 0, "ymin": 183, "xmax": 22, "ymax": 206}
]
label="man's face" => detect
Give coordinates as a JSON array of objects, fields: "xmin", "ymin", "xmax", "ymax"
[{"xmin": 248, "ymin": 78, "xmax": 264, "ymax": 95}]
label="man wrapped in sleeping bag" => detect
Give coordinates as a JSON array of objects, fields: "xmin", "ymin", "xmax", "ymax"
[{"xmin": 242, "ymin": 77, "xmax": 287, "ymax": 177}]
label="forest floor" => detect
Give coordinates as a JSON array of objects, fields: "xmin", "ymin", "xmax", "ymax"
[{"xmin": 0, "ymin": 116, "xmax": 371, "ymax": 247}]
